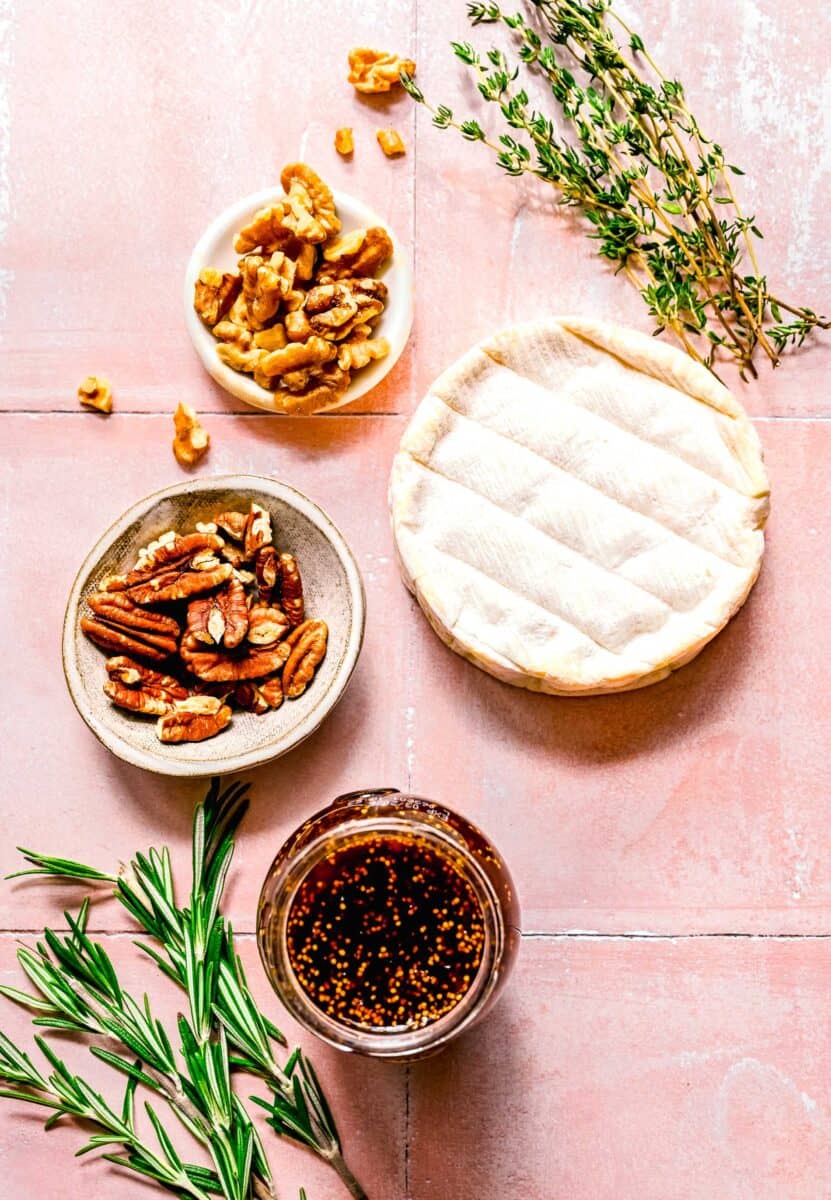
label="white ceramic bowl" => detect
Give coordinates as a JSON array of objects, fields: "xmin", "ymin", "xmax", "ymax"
[
  {"xmin": 184, "ymin": 188, "xmax": 413, "ymax": 412},
  {"xmin": 62, "ymin": 475, "xmax": 366, "ymax": 777}
]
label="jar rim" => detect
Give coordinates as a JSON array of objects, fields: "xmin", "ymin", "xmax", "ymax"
[{"xmin": 257, "ymin": 815, "xmax": 507, "ymax": 1059}]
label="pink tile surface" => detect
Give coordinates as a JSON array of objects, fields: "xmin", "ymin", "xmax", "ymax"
[
  {"xmin": 410, "ymin": 936, "xmax": 831, "ymax": 1200},
  {"xmin": 1, "ymin": 1, "xmax": 831, "ymax": 1198},
  {"xmin": 0, "ymin": 0, "xmax": 415, "ymax": 414},
  {"xmin": 414, "ymin": 0, "xmax": 831, "ymax": 416},
  {"xmin": 0, "ymin": 932, "xmax": 405, "ymax": 1199}
]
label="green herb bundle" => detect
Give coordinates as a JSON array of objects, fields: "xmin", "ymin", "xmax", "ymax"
[
  {"xmin": 0, "ymin": 780, "xmax": 367, "ymax": 1200},
  {"xmin": 402, "ymin": 0, "xmax": 828, "ymax": 378}
]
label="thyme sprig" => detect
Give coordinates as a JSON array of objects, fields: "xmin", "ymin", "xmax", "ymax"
[
  {"xmin": 403, "ymin": 0, "xmax": 828, "ymax": 378},
  {"xmin": 0, "ymin": 780, "xmax": 367, "ymax": 1200}
]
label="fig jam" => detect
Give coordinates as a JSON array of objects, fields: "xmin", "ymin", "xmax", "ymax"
[{"xmin": 285, "ymin": 833, "xmax": 486, "ymax": 1031}]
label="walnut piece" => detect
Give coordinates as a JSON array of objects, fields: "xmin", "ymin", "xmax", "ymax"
[
  {"xmin": 338, "ymin": 335, "xmax": 390, "ymax": 371},
  {"xmin": 293, "ymin": 244, "xmax": 317, "ymax": 282},
  {"xmin": 377, "ymin": 128, "xmax": 406, "ymax": 158},
  {"xmin": 187, "ymin": 577, "xmax": 249, "ymax": 649},
  {"xmin": 304, "ymin": 282, "xmax": 360, "ymax": 339},
  {"xmin": 307, "ymin": 277, "xmax": 387, "ymax": 342},
  {"xmin": 235, "ymin": 205, "xmax": 295, "ymax": 255},
  {"xmin": 279, "ymin": 163, "xmax": 341, "ymax": 244},
  {"xmin": 213, "ymin": 319, "xmax": 253, "ymax": 350},
  {"xmin": 335, "ymin": 127, "xmax": 354, "ymax": 156},
  {"xmin": 78, "ymin": 376, "xmax": 113, "ymax": 414},
  {"xmin": 253, "ymin": 324, "xmax": 287, "ymax": 351},
  {"xmin": 157, "ymin": 696, "xmax": 232, "ymax": 743},
  {"xmin": 173, "ymin": 402, "xmax": 210, "ymax": 468},
  {"xmin": 319, "ymin": 227, "xmax": 393, "ymax": 281},
  {"xmin": 284, "ymin": 310, "xmax": 314, "ymax": 342},
  {"xmin": 282, "ymin": 619, "xmax": 328, "ymax": 698},
  {"xmin": 240, "ymin": 252, "xmax": 296, "ymax": 330},
  {"xmin": 194, "ymin": 269, "xmax": 241, "ymax": 327},
  {"xmin": 348, "ymin": 47, "xmax": 415, "ymax": 94},
  {"xmin": 270, "ymin": 366, "xmax": 350, "ymax": 415},
  {"xmin": 258, "ymin": 336, "xmax": 336, "ymax": 379},
  {"xmin": 103, "ymin": 656, "xmax": 188, "ymax": 716},
  {"xmin": 216, "ymin": 343, "xmax": 264, "ymax": 375}
]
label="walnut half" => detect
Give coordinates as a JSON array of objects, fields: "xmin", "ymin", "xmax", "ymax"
[{"xmin": 348, "ymin": 47, "xmax": 415, "ymax": 94}]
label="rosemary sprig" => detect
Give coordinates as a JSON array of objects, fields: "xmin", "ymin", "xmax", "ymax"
[
  {"xmin": 1, "ymin": 779, "xmax": 367, "ymax": 1200},
  {"xmin": 403, "ymin": 0, "xmax": 828, "ymax": 378}
]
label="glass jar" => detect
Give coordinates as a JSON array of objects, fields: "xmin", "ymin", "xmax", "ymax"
[{"xmin": 257, "ymin": 788, "xmax": 520, "ymax": 1060}]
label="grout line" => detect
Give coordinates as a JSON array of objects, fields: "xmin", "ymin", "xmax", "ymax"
[
  {"xmin": 404, "ymin": 1062, "xmax": 412, "ymax": 1199},
  {"xmin": 0, "ymin": 408, "xmax": 404, "ymax": 418},
  {"xmin": 521, "ymin": 930, "xmax": 831, "ymax": 941},
  {"xmin": 1, "ymin": 411, "xmax": 831, "ymax": 421},
  {"xmin": 4, "ymin": 928, "xmax": 831, "ymax": 941}
]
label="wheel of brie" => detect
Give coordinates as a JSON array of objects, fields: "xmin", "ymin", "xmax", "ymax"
[{"xmin": 389, "ymin": 317, "xmax": 770, "ymax": 695}]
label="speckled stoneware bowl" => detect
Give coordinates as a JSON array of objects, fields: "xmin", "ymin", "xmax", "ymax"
[{"xmin": 62, "ymin": 475, "xmax": 365, "ymax": 777}]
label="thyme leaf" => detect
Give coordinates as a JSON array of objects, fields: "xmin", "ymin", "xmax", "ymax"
[{"xmin": 409, "ymin": 0, "xmax": 829, "ymax": 377}]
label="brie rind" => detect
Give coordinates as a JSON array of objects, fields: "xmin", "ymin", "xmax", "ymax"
[{"xmin": 389, "ymin": 317, "xmax": 770, "ymax": 695}]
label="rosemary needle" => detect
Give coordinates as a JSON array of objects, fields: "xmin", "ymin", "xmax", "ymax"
[{"xmin": 0, "ymin": 780, "xmax": 367, "ymax": 1200}]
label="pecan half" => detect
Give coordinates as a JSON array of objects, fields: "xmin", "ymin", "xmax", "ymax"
[
  {"xmin": 219, "ymin": 541, "xmax": 246, "ymax": 569},
  {"xmin": 187, "ymin": 577, "xmax": 248, "ymax": 649},
  {"xmin": 87, "ymin": 593, "xmax": 180, "ymax": 638},
  {"xmin": 243, "ymin": 503, "xmax": 273, "ymax": 559},
  {"xmin": 277, "ymin": 553, "xmax": 304, "ymax": 627},
  {"xmin": 157, "ymin": 696, "xmax": 232, "ymax": 743},
  {"xmin": 124, "ymin": 561, "xmax": 232, "ymax": 606},
  {"xmin": 82, "ymin": 594, "xmax": 180, "ymax": 662},
  {"xmin": 255, "ymin": 545, "xmax": 279, "ymax": 603},
  {"xmin": 180, "ymin": 633, "xmax": 290, "ymax": 682},
  {"xmin": 282, "ymin": 619, "xmax": 328, "ymax": 698},
  {"xmin": 103, "ymin": 656, "xmax": 188, "ymax": 716},
  {"xmin": 103, "ymin": 534, "xmax": 222, "ymax": 590},
  {"xmin": 235, "ymin": 675, "xmax": 284, "ymax": 714},
  {"xmin": 102, "ymin": 533, "xmax": 232, "ymax": 604},
  {"xmin": 247, "ymin": 605, "xmax": 290, "ymax": 646},
  {"xmin": 214, "ymin": 511, "xmax": 248, "ymax": 541}
]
